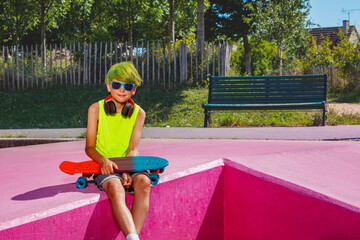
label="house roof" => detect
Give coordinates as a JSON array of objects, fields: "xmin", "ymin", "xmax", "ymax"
[{"xmin": 309, "ymin": 21, "xmax": 358, "ymax": 45}]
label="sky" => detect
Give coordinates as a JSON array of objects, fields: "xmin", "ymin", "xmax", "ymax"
[{"xmin": 308, "ymin": 0, "xmax": 360, "ymax": 30}]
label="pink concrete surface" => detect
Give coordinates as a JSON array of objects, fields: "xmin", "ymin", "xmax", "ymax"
[
  {"xmin": 224, "ymin": 165, "xmax": 360, "ymax": 240},
  {"xmin": 0, "ymin": 139, "xmax": 359, "ymax": 239}
]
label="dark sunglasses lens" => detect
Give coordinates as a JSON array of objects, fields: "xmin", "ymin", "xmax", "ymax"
[
  {"xmin": 124, "ymin": 83, "xmax": 134, "ymax": 91},
  {"xmin": 112, "ymin": 82, "xmax": 121, "ymax": 89}
]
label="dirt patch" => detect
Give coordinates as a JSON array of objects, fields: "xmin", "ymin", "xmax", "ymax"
[{"xmin": 328, "ymin": 103, "xmax": 360, "ymax": 115}]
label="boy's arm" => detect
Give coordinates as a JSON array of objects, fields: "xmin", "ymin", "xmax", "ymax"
[
  {"xmin": 85, "ymin": 102, "xmax": 118, "ymax": 175},
  {"xmin": 127, "ymin": 107, "xmax": 146, "ymax": 157}
]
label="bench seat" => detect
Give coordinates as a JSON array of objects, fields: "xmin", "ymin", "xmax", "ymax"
[{"xmin": 202, "ymin": 74, "xmax": 328, "ymax": 127}]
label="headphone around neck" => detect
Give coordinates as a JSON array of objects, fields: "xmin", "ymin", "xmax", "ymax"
[{"xmin": 104, "ymin": 95, "xmax": 135, "ymax": 117}]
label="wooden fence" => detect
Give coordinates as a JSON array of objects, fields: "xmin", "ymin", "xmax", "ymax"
[
  {"xmin": 269, "ymin": 65, "xmax": 360, "ymax": 89},
  {"xmin": 0, "ymin": 41, "xmax": 231, "ymax": 90}
]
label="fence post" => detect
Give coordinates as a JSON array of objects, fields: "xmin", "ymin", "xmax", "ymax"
[
  {"xmin": 136, "ymin": 41, "xmax": 139, "ymax": 70},
  {"xmin": 141, "ymin": 41, "xmax": 144, "ymax": 81},
  {"xmin": 30, "ymin": 45, "xmax": 33, "ymax": 88},
  {"xmin": 104, "ymin": 42, "xmax": 108, "ymax": 80},
  {"xmin": 69, "ymin": 43, "xmax": 73, "ymax": 85},
  {"xmin": 147, "ymin": 41, "xmax": 149, "ymax": 84},
  {"xmin": 77, "ymin": 42, "xmax": 81, "ymax": 85},
  {"xmin": 86, "ymin": 42, "xmax": 92, "ymax": 85},
  {"xmin": 157, "ymin": 41, "xmax": 160, "ymax": 84},
  {"xmin": 163, "ymin": 42, "xmax": 166, "ymax": 87},
  {"xmin": 2, "ymin": 46, "xmax": 4, "ymax": 89},
  {"xmin": 212, "ymin": 42, "xmax": 215, "ymax": 76},
  {"xmin": 83, "ymin": 42, "xmax": 87, "ymax": 85},
  {"xmin": 6, "ymin": 46, "xmax": 10, "ymax": 88},
  {"xmin": 109, "ymin": 41, "xmax": 112, "ymax": 67},
  {"xmin": 94, "ymin": 42, "xmax": 97, "ymax": 85},
  {"xmin": 218, "ymin": 42, "xmax": 221, "ymax": 76},
  {"xmin": 125, "ymin": 41, "xmax": 128, "ymax": 61},
  {"xmin": 21, "ymin": 45, "xmax": 24, "ymax": 88},
  {"xmin": 168, "ymin": 42, "xmax": 171, "ymax": 88},
  {"xmin": 130, "ymin": 42, "xmax": 133, "ymax": 63},
  {"xmin": 152, "ymin": 41, "xmax": 155, "ymax": 85},
  {"xmin": 173, "ymin": 41, "xmax": 176, "ymax": 84},
  {"xmin": 49, "ymin": 44, "xmax": 53, "ymax": 86},
  {"xmin": 120, "ymin": 42, "xmax": 123, "ymax": 63},
  {"xmin": 16, "ymin": 45, "xmax": 19, "ymax": 89},
  {"xmin": 65, "ymin": 43, "xmax": 68, "ymax": 85},
  {"xmin": 99, "ymin": 42, "xmax": 102, "ymax": 84},
  {"xmin": 35, "ymin": 44, "xmax": 39, "ymax": 88},
  {"xmin": 190, "ymin": 41, "xmax": 193, "ymax": 82},
  {"xmin": 60, "ymin": 43, "xmax": 64, "ymax": 85}
]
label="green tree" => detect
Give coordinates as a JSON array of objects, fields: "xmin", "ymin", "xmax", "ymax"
[
  {"xmin": 333, "ymin": 30, "xmax": 360, "ymax": 78},
  {"xmin": 197, "ymin": 0, "xmax": 205, "ymax": 55},
  {"xmin": 232, "ymin": 38, "xmax": 278, "ymax": 76},
  {"xmin": 0, "ymin": 0, "xmax": 37, "ymax": 45},
  {"xmin": 205, "ymin": 0, "xmax": 261, "ymax": 74},
  {"xmin": 255, "ymin": 0, "xmax": 311, "ymax": 75},
  {"xmin": 53, "ymin": 0, "xmax": 95, "ymax": 42},
  {"xmin": 301, "ymin": 36, "xmax": 334, "ymax": 70}
]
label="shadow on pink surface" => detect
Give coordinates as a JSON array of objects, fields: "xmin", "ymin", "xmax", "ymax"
[{"xmin": 11, "ymin": 182, "xmax": 97, "ymax": 201}]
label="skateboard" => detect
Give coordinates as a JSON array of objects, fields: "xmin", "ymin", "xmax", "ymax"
[{"xmin": 59, "ymin": 156, "xmax": 169, "ymax": 189}]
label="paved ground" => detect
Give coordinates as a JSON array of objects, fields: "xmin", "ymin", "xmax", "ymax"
[{"xmin": 0, "ymin": 125, "xmax": 359, "ymax": 144}]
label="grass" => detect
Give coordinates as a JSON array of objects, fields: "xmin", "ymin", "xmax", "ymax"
[
  {"xmin": 0, "ymin": 85, "xmax": 359, "ymax": 129},
  {"xmin": 328, "ymin": 87, "xmax": 360, "ymax": 103}
]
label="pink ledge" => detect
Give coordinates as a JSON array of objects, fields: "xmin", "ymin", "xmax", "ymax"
[{"xmin": 0, "ymin": 139, "xmax": 359, "ymax": 239}]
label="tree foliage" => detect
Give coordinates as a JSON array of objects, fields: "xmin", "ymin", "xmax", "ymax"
[
  {"xmin": 0, "ymin": 0, "xmax": 199, "ymax": 45},
  {"xmin": 2, "ymin": 0, "xmax": 358, "ymax": 82},
  {"xmin": 232, "ymin": 38, "xmax": 278, "ymax": 76},
  {"xmin": 205, "ymin": 0, "xmax": 258, "ymax": 41},
  {"xmin": 255, "ymin": 0, "xmax": 311, "ymax": 73}
]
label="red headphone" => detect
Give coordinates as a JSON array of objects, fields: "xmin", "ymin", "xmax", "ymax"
[{"xmin": 104, "ymin": 95, "xmax": 135, "ymax": 117}]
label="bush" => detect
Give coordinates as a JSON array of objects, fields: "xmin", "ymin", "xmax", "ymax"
[{"xmin": 231, "ymin": 38, "xmax": 278, "ymax": 76}]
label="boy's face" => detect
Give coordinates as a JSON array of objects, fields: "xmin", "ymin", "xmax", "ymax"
[{"xmin": 106, "ymin": 80, "xmax": 137, "ymax": 104}]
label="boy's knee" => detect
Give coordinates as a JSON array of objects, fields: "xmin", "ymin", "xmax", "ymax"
[
  {"xmin": 133, "ymin": 175, "xmax": 151, "ymax": 193},
  {"xmin": 104, "ymin": 179, "xmax": 125, "ymax": 198}
]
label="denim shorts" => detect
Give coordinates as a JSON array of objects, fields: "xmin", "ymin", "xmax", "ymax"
[{"xmin": 93, "ymin": 171, "xmax": 150, "ymax": 194}]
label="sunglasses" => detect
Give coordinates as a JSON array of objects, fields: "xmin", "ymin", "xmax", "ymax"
[{"xmin": 109, "ymin": 81, "xmax": 136, "ymax": 91}]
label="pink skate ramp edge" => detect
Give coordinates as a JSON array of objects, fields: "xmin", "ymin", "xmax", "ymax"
[{"xmin": 0, "ymin": 139, "xmax": 359, "ymax": 239}]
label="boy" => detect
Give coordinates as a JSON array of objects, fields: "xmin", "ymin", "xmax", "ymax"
[{"xmin": 85, "ymin": 62, "xmax": 148, "ymax": 240}]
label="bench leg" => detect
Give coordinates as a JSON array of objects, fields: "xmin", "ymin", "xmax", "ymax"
[
  {"xmin": 322, "ymin": 108, "xmax": 327, "ymax": 126},
  {"xmin": 204, "ymin": 110, "xmax": 211, "ymax": 127}
]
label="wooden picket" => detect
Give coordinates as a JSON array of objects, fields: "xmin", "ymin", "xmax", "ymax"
[{"xmin": 0, "ymin": 40, "xmax": 231, "ymax": 90}]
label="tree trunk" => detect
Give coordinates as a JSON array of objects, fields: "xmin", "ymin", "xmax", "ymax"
[
  {"xmin": 128, "ymin": 21, "xmax": 133, "ymax": 43},
  {"xmin": 40, "ymin": 0, "xmax": 46, "ymax": 67},
  {"xmin": 243, "ymin": 33, "xmax": 251, "ymax": 75},
  {"xmin": 278, "ymin": 47, "xmax": 283, "ymax": 75},
  {"xmin": 196, "ymin": 0, "xmax": 205, "ymax": 56},
  {"xmin": 128, "ymin": 8, "xmax": 133, "ymax": 43},
  {"xmin": 169, "ymin": 0, "xmax": 175, "ymax": 43}
]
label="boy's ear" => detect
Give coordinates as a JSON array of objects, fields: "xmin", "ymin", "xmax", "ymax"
[
  {"xmin": 132, "ymin": 86, "xmax": 137, "ymax": 95},
  {"xmin": 106, "ymin": 83, "xmax": 111, "ymax": 92}
]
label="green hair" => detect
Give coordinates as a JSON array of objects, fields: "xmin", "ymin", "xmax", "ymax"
[{"xmin": 105, "ymin": 62, "xmax": 142, "ymax": 86}]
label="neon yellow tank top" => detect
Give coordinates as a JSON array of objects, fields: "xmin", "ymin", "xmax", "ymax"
[{"xmin": 95, "ymin": 99, "xmax": 140, "ymax": 158}]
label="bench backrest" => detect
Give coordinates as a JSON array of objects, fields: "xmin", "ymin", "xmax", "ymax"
[{"xmin": 208, "ymin": 74, "xmax": 327, "ymax": 104}]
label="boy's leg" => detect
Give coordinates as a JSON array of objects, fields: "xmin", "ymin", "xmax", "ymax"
[
  {"xmin": 102, "ymin": 178, "xmax": 137, "ymax": 236},
  {"xmin": 131, "ymin": 173, "xmax": 151, "ymax": 234}
]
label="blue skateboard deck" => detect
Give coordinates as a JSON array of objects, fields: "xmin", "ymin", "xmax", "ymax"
[{"xmin": 59, "ymin": 156, "xmax": 169, "ymax": 188}]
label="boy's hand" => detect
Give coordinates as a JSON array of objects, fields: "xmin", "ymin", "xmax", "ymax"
[
  {"xmin": 121, "ymin": 172, "xmax": 132, "ymax": 189},
  {"xmin": 101, "ymin": 159, "xmax": 118, "ymax": 175}
]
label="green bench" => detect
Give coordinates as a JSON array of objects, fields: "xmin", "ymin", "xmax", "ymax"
[{"xmin": 202, "ymin": 74, "xmax": 328, "ymax": 127}]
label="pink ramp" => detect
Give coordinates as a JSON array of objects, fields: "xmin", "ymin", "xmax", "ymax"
[{"xmin": 0, "ymin": 139, "xmax": 359, "ymax": 239}]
